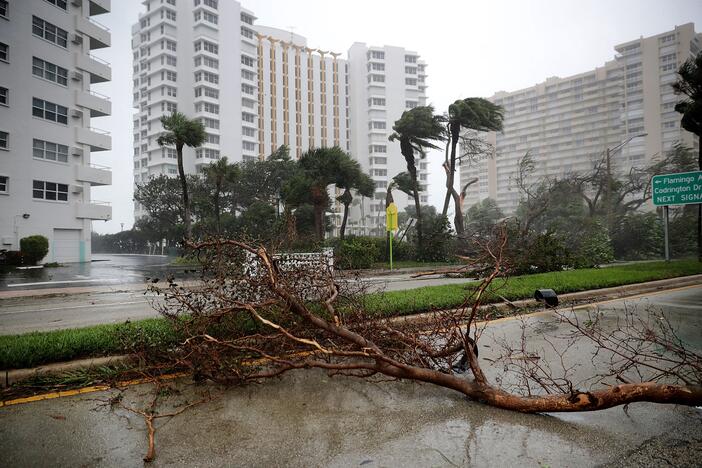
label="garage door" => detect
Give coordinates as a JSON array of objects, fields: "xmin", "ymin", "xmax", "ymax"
[{"xmin": 53, "ymin": 229, "xmax": 81, "ymax": 263}]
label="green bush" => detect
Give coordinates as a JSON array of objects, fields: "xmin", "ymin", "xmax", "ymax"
[
  {"xmin": 572, "ymin": 220, "xmax": 614, "ymax": 268},
  {"xmin": 20, "ymin": 235, "xmax": 49, "ymax": 265},
  {"xmin": 510, "ymin": 231, "xmax": 573, "ymax": 275},
  {"xmin": 612, "ymin": 213, "xmax": 663, "ymax": 260},
  {"xmin": 333, "ymin": 236, "xmax": 380, "ymax": 269}
]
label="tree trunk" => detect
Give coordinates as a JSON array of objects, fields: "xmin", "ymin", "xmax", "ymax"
[
  {"xmin": 442, "ymin": 124, "xmax": 459, "ymax": 218},
  {"xmin": 340, "ymin": 201, "xmax": 350, "ymax": 240},
  {"xmin": 452, "ymin": 188, "xmax": 464, "ymax": 237},
  {"xmin": 400, "ymin": 138, "xmax": 422, "ymax": 253},
  {"xmin": 698, "ymin": 139, "xmax": 701, "ymax": 262},
  {"xmin": 214, "ymin": 180, "xmax": 221, "ymax": 235},
  {"xmin": 314, "ymin": 203, "xmax": 325, "ymax": 241},
  {"xmin": 176, "ymin": 143, "xmax": 192, "ymax": 240}
]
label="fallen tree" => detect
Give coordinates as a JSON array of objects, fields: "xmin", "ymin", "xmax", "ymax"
[{"xmin": 146, "ymin": 231, "xmax": 702, "ymax": 414}]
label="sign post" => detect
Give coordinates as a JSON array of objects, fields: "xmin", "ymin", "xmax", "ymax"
[
  {"xmin": 386, "ymin": 202, "xmax": 398, "ymax": 270},
  {"xmin": 652, "ymin": 170, "xmax": 702, "ymax": 261}
]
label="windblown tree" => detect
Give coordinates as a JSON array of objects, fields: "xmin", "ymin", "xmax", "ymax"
[
  {"xmin": 202, "ymin": 157, "xmax": 239, "ymax": 235},
  {"xmin": 673, "ymin": 51, "xmax": 702, "ymax": 261},
  {"xmin": 336, "ymin": 158, "xmax": 374, "ymax": 240},
  {"xmin": 441, "ymin": 98, "xmax": 504, "ymax": 237},
  {"xmin": 389, "ymin": 106, "xmax": 445, "ymax": 253},
  {"xmin": 284, "ymin": 146, "xmax": 351, "ymax": 241},
  {"xmin": 148, "ymin": 235, "xmax": 702, "ymax": 415},
  {"xmin": 157, "ymin": 112, "xmax": 206, "ymax": 240}
]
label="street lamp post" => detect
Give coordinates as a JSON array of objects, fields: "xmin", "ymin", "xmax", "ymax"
[{"xmin": 13, "ymin": 213, "xmax": 30, "ymax": 250}]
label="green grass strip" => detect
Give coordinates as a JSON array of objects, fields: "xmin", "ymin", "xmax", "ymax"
[{"xmin": 1, "ymin": 260, "xmax": 700, "ymax": 370}]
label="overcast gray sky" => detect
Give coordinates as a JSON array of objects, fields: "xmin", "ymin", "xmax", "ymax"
[{"xmin": 91, "ymin": 0, "xmax": 702, "ymax": 234}]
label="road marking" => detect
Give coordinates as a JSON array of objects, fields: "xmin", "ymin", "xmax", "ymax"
[
  {"xmin": 6, "ymin": 279, "xmax": 124, "ymax": 287},
  {"xmin": 0, "ymin": 300, "xmax": 150, "ymax": 314}
]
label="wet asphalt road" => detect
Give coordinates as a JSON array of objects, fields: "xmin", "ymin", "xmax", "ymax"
[{"xmin": 0, "ymin": 286, "xmax": 700, "ymax": 467}]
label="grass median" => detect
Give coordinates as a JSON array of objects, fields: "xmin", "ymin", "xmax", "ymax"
[{"xmin": 1, "ymin": 259, "xmax": 700, "ymax": 371}]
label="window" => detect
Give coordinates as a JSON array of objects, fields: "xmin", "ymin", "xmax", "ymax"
[
  {"xmin": 165, "ymin": 70, "xmax": 177, "ymax": 81},
  {"xmin": 242, "ymin": 141, "xmax": 256, "ymax": 151},
  {"xmin": 373, "ymin": 157, "xmax": 387, "ymax": 165},
  {"xmin": 405, "ymin": 78, "xmax": 417, "ymax": 86},
  {"xmin": 163, "ymin": 55, "xmax": 177, "ymax": 66},
  {"xmin": 242, "ymin": 112, "xmax": 255, "ymax": 123},
  {"xmin": 0, "ymin": 131, "xmax": 7, "ymax": 149},
  {"xmin": 369, "ymin": 74, "xmax": 384, "ymax": 83},
  {"xmin": 406, "ymin": 100, "xmax": 417, "ymax": 109},
  {"xmin": 162, "ymin": 148, "xmax": 177, "ymax": 159},
  {"xmin": 0, "ymin": 42, "xmax": 7, "ymax": 62},
  {"xmin": 194, "ymin": 10, "xmax": 218, "ymax": 24},
  {"xmin": 205, "ymin": 133, "xmax": 219, "ymax": 144},
  {"xmin": 195, "ymin": 102, "xmax": 219, "ymax": 114},
  {"xmin": 195, "ymin": 86, "xmax": 218, "ymax": 98},
  {"xmin": 405, "ymin": 55, "xmax": 417, "ymax": 63},
  {"xmin": 32, "ymin": 98, "xmax": 68, "ymax": 124},
  {"xmin": 195, "ymin": 148, "xmax": 220, "ymax": 159},
  {"xmin": 164, "ymin": 9, "xmax": 176, "ymax": 21},
  {"xmin": 241, "ymin": 55, "xmax": 255, "ymax": 67},
  {"xmin": 242, "ymin": 127, "xmax": 255, "ymax": 137},
  {"xmin": 370, "ymin": 62, "xmax": 384, "ymax": 71},
  {"xmin": 164, "ymin": 85, "xmax": 177, "ymax": 97},
  {"xmin": 166, "ymin": 40, "xmax": 177, "ymax": 51},
  {"xmin": 200, "ymin": 117, "xmax": 219, "ymax": 129},
  {"xmin": 241, "ymin": 27, "xmax": 253, "ymax": 39},
  {"xmin": 241, "ymin": 12, "xmax": 253, "ymax": 25},
  {"xmin": 369, "ymin": 97, "xmax": 385, "ymax": 106},
  {"xmin": 195, "ymin": 71, "xmax": 218, "ymax": 84},
  {"xmin": 32, "ymin": 16, "xmax": 68, "ymax": 48},
  {"xmin": 369, "ymin": 121, "xmax": 386, "ymax": 130},
  {"xmin": 0, "ymin": 87, "xmax": 7, "ymax": 106},
  {"xmin": 33, "ymin": 139, "xmax": 69, "ymax": 162},
  {"xmin": 195, "ymin": 39, "xmax": 218, "ymax": 54},
  {"xmin": 370, "ymin": 144, "xmax": 387, "ymax": 153},
  {"xmin": 0, "ymin": 175, "xmax": 8, "ymax": 193},
  {"xmin": 241, "ymin": 83, "xmax": 255, "ymax": 95},
  {"xmin": 0, "ymin": 1, "xmax": 7, "ymax": 19},
  {"xmin": 195, "ymin": 56, "xmax": 218, "ymax": 68},
  {"xmin": 370, "ymin": 50, "xmax": 384, "ymax": 60},
  {"xmin": 44, "ymin": 0, "xmax": 67, "ymax": 10},
  {"xmin": 163, "ymin": 101, "xmax": 177, "ymax": 113},
  {"xmin": 405, "ymin": 66, "xmax": 417, "ymax": 74},
  {"xmin": 32, "ymin": 57, "xmax": 68, "ymax": 86},
  {"xmin": 372, "ymin": 169, "xmax": 387, "ymax": 176},
  {"xmin": 33, "ymin": 180, "xmax": 68, "ymax": 201},
  {"xmin": 241, "ymin": 69, "xmax": 255, "ymax": 80}
]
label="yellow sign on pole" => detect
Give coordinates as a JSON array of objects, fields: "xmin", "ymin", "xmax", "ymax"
[{"xmin": 386, "ymin": 203, "xmax": 398, "ymax": 232}]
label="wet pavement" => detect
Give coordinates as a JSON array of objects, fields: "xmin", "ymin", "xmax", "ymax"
[
  {"xmin": 1, "ymin": 287, "xmax": 701, "ymax": 466},
  {"xmin": 0, "ymin": 254, "xmax": 196, "ymax": 291}
]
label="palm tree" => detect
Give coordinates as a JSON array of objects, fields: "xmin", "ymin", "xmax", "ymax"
[
  {"xmin": 157, "ymin": 112, "xmax": 206, "ymax": 240},
  {"xmin": 203, "ymin": 157, "xmax": 239, "ymax": 235},
  {"xmin": 289, "ymin": 146, "xmax": 349, "ymax": 241},
  {"xmin": 336, "ymin": 158, "xmax": 374, "ymax": 239},
  {"xmin": 441, "ymin": 98, "xmax": 504, "ymax": 236},
  {"xmin": 673, "ymin": 52, "xmax": 702, "ymax": 261},
  {"xmin": 389, "ymin": 106, "xmax": 445, "ymax": 252}
]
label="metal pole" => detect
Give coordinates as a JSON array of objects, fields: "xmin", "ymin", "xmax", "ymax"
[
  {"xmin": 389, "ymin": 231, "xmax": 393, "ymax": 271},
  {"xmin": 664, "ymin": 205, "xmax": 670, "ymax": 262}
]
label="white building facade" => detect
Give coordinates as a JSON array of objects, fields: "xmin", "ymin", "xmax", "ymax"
[
  {"xmin": 131, "ymin": 0, "xmax": 258, "ymax": 219},
  {"xmin": 0, "ymin": 0, "xmax": 112, "ymax": 263},
  {"xmin": 461, "ymin": 24, "xmax": 700, "ymax": 215},
  {"xmin": 347, "ymin": 43, "xmax": 429, "ymax": 235}
]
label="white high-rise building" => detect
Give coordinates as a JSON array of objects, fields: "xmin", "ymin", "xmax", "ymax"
[
  {"xmin": 0, "ymin": 0, "xmax": 112, "ymax": 263},
  {"xmin": 131, "ymin": 1, "xmax": 429, "ymax": 234},
  {"xmin": 131, "ymin": 0, "xmax": 258, "ymax": 219},
  {"xmin": 461, "ymin": 24, "xmax": 700, "ymax": 215},
  {"xmin": 347, "ymin": 43, "xmax": 429, "ymax": 235}
]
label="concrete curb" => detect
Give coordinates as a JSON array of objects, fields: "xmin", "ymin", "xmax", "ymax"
[
  {"xmin": 2, "ymin": 355, "xmax": 132, "ymax": 388},
  {"xmin": 2, "ymin": 274, "xmax": 701, "ymax": 389}
]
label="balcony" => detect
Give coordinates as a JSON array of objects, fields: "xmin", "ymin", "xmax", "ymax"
[
  {"xmin": 75, "ymin": 163, "xmax": 112, "ymax": 186},
  {"xmin": 89, "ymin": 0, "xmax": 110, "ymax": 16},
  {"xmin": 75, "ymin": 127, "xmax": 112, "ymax": 152},
  {"xmin": 75, "ymin": 15, "xmax": 111, "ymax": 49},
  {"xmin": 74, "ymin": 53, "xmax": 111, "ymax": 83},
  {"xmin": 75, "ymin": 90, "xmax": 111, "ymax": 117},
  {"xmin": 76, "ymin": 201, "xmax": 112, "ymax": 220}
]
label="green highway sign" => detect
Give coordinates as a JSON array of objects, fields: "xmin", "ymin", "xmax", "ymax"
[{"xmin": 652, "ymin": 171, "xmax": 702, "ymax": 206}]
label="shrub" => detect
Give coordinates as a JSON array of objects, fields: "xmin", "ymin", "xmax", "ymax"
[
  {"xmin": 20, "ymin": 235, "xmax": 49, "ymax": 265},
  {"xmin": 572, "ymin": 220, "xmax": 614, "ymax": 268},
  {"xmin": 509, "ymin": 231, "xmax": 573, "ymax": 275},
  {"xmin": 333, "ymin": 236, "xmax": 380, "ymax": 270},
  {"xmin": 611, "ymin": 213, "xmax": 663, "ymax": 260}
]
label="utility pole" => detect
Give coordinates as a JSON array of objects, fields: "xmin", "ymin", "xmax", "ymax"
[{"xmin": 605, "ymin": 147, "xmax": 611, "ymax": 233}]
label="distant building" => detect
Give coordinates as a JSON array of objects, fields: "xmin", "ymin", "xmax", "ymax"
[
  {"xmin": 461, "ymin": 23, "xmax": 701, "ymax": 215},
  {"xmin": 0, "ymin": 0, "xmax": 112, "ymax": 262},
  {"xmin": 347, "ymin": 43, "xmax": 429, "ymax": 235},
  {"xmin": 131, "ymin": 0, "xmax": 428, "ymax": 234}
]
